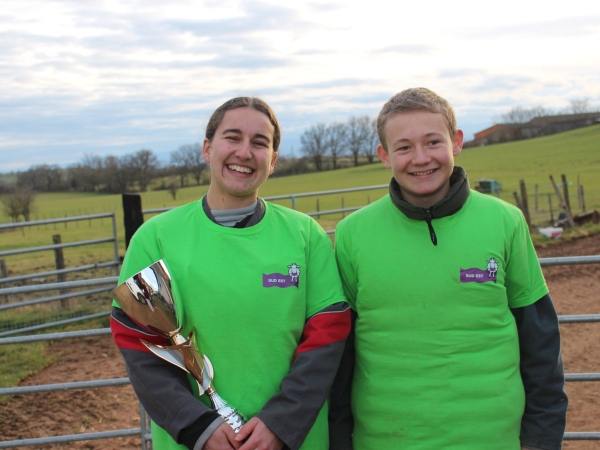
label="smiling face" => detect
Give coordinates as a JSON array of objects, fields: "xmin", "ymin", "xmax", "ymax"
[
  {"xmin": 377, "ymin": 110, "xmax": 463, "ymax": 208},
  {"xmin": 203, "ymin": 107, "xmax": 277, "ymax": 209}
]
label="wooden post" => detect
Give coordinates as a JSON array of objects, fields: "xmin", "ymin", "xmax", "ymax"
[
  {"xmin": 122, "ymin": 194, "xmax": 144, "ymax": 250},
  {"xmin": 580, "ymin": 185, "xmax": 586, "ymax": 212},
  {"xmin": 519, "ymin": 180, "xmax": 532, "ymax": 228},
  {"xmin": 561, "ymin": 174, "xmax": 571, "ymax": 213},
  {"xmin": 53, "ymin": 234, "xmax": 69, "ymax": 307},
  {"xmin": 550, "ymin": 175, "xmax": 576, "ymax": 228},
  {"xmin": 0, "ymin": 259, "xmax": 8, "ymax": 304},
  {"xmin": 534, "ymin": 184, "xmax": 539, "ymax": 212},
  {"xmin": 577, "ymin": 175, "xmax": 581, "ymax": 209},
  {"xmin": 513, "ymin": 192, "xmax": 523, "ymax": 211},
  {"xmin": 367, "ymin": 195, "xmax": 371, "ymax": 205},
  {"xmin": 316, "ymin": 199, "xmax": 320, "ymax": 219},
  {"xmin": 548, "ymin": 194, "xmax": 554, "ymax": 224},
  {"xmin": 0, "ymin": 259, "xmax": 7, "ymax": 279}
]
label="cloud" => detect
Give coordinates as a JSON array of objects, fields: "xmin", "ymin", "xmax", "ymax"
[
  {"xmin": 375, "ymin": 44, "xmax": 436, "ymax": 55},
  {"xmin": 467, "ymin": 15, "xmax": 600, "ymax": 39}
]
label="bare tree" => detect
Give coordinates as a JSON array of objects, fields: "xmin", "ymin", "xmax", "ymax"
[
  {"xmin": 326, "ymin": 123, "xmax": 348, "ymax": 170},
  {"xmin": 300, "ymin": 124, "xmax": 329, "ymax": 171},
  {"xmin": 1, "ymin": 188, "xmax": 36, "ymax": 222},
  {"xmin": 17, "ymin": 165, "xmax": 66, "ymax": 192},
  {"xmin": 493, "ymin": 106, "xmax": 553, "ymax": 124},
  {"xmin": 126, "ymin": 149, "xmax": 160, "ymax": 192},
  {"xmin": 103, "ymin": 155, "xmax": 133, "ymax": 193},
  {"xmin": 171, "ymin": 144, "xmax": 206, "ymax": 186},
  {"xmin": 345, "ymin": 116, "xmax": 371, "ymax": 166},
  {"xmin": 167, "ymin": 180, "xmax": 179, "ymax": 199},
  {"xmin": 69, "ymin": 155, "xmax": 103, "ymax": 192},
  {"xmin": 567, "ymin": 98, "xmax": 590, "ymax": 114},
  {"xmin": 363, "ymin": 118, "xmax": 379, "ymax": 164}
]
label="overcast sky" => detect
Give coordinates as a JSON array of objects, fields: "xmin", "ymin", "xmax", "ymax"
[{"xmin": 1, "ymin": 0, "xmax": 599, "ymax": 172}]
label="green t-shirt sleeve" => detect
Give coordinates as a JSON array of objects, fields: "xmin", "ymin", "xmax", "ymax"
[
  {"xmin": 304, "ymin": 220, "xmax": 347, "ymax": 318},
  {"xmin": 334, "ymin": 222, "xmax": 358, "ymax": 310},
  {"xmin": 504, "ymin": 211, "xmax": 549, "ymax": 308}
]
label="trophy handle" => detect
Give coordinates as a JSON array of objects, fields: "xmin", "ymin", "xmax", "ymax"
[
  {"xmin": 141, "ymin": 340, "xmax": 188, "ymax": 373},
  {"xmin": 203, "ymin": 355, "xmax": 215, "ymax": 380}
]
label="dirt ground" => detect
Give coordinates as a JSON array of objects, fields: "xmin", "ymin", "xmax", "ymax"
[{"xmin": 0, "ymin": 234, "xmax": 599, "ymax": 449}]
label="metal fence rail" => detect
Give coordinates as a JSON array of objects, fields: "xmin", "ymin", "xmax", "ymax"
[
  {"xmin": 143, "ymin": 184, "xmax": 389, "ymax": 215},
  {"xmin": 0, "ymin": 294, "xmax": 599, "ymax": 447},
  {"xmin": 0, "ymin": 213, "xmax": 120, "ymax": 292},
  {"xmin": 0, "ymin": 328, "xmax": 151, "ymax": 450},
  {"xmin": 0, "ymin": 260, "xmax": 120, "ymax": 284}
]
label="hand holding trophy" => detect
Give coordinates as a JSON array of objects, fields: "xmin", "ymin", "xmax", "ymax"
[{"xmin": 112, "ymin": 259, "xmax": 245, "ymax": 432}]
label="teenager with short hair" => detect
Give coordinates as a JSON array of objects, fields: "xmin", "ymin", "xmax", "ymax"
[
  {"xmin": 329, "ymin": 88, "xmax": 567, "ymax": 450},
  {"xmin": 111, "ymin": 97, "xmax": 351, "ymax": 450}
]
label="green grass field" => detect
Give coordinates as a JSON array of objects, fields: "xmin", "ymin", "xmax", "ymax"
[{"xmin": 1, "ymin": 124, "xmax": 600, "ymax": 279}]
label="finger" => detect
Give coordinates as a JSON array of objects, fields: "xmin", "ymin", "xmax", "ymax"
[
  {"xmin": 223, "ymin": 425, "xmax": 242, "ymax": 449},
  {"xmin": 234, "ymin": 417, "xmax": 259, "ymax": 442}
]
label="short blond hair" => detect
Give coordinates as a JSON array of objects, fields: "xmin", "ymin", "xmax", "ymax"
[{"xmin": 376, "ymin": 88, "xmax": 457, "ymax": 152}]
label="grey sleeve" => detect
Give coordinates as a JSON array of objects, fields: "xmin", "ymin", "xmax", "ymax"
[
  {"xmin": 255, "ymin": 302, "xmax": 351, "ymax": 450},
  {"xmin": 111, "ymin": 307, "xmax": 222, "ymax": 449},
  {"xmin": 510, "ymin": 294, "xmax": 568, "ymax": 450},
  {"xmin": 328, "ymin": 309, "xmax": 356, "ymax": 450}
]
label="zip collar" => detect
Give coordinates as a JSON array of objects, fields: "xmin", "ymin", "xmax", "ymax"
[{"xmin": 388, "ymin": 166, "xmax": 470, "ymax": 245}]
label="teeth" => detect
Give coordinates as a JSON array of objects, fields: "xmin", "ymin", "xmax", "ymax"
[
  {"xmin": 412, "ymin": 169, "xmax": 435, "ymax": 176},
  {"xmin": 228, "ymin": 165, "xmax": 253, "ymax": 174}
]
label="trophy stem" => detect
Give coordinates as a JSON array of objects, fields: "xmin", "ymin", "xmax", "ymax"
[{"xmin": 206, "ymin": 387, "xmax": 245, "ymax": 433}]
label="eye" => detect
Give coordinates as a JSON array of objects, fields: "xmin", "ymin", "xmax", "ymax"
[
  {"xmin": 396, "ymin": 145, "xmax": 410, "ymax": 152},
  {"xmin": 253, "ymin": 140, "xmax": 268, "ymax": 147}
]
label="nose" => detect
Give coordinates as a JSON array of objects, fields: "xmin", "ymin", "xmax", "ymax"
[
  {"xmin": 412, "ymin": 145, "xmax": 431, "ymax": 165},
  {"xmin": 235, "ymin": 139, "xmax": 252, "ymax": 159}
]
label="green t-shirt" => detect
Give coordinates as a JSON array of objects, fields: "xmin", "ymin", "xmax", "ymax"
[
  {"xmin": 335, "ymin": 190, "xmax": 548, "ymax": 449},
  {"xmin": 117, "ymin": 199, "xmax": 345, "ymax": 449}
]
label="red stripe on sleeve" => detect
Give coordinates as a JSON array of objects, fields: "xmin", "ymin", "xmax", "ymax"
[
  {"xmin": 295, "ymin": 309, "xmax": 351, "ymax": 359},
  {"xmin": 110, "ymin": 316, "xmax": 170, "ymax": 352}
]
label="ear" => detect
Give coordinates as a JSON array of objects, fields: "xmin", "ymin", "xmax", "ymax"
[
  {"xmin": 269, "ymin": 151, "xmax": 278, "ymax": 175},
  {"xmin": 377, "ymin": 144, "xmax": 391, "ymax": 169},
  {"xmin": 452, "ymin": 129, "xmax": 464, "ymax": 157},
  {"xmin": 202, "ymin": 138, "xmax": 211, "ymax": 163}
]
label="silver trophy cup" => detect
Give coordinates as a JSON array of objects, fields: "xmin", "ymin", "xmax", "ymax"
[{"xmin": 112, "ymin": 259, "xmax": 245, "ymax": 432}]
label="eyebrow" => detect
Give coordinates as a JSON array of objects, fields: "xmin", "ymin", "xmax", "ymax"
[
  {"xmin": 221, "ymin": 128, "xmax": 271, "ymax": 143},
  {"xmin": 393, "ymin": 132, "xmax": 444, "ymax": 143}
]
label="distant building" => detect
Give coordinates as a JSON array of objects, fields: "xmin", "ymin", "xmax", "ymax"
[{"xmin": 465, "ymin": 112, "xmax": 600, "ymax": 147}]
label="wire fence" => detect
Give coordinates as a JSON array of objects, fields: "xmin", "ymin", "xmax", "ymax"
[
  {"xmin": 0, "ymin": 213, "xmax": 120, "ymax": 335},
  {"xmin": 0, "ymin": 185, "xmax": 599, "ymax": 446}
]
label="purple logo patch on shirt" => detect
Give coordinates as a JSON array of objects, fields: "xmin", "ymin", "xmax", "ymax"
[
  {"xmin": 263, "ymin": 273, "xmax": 299, "ymax": 288},
  {"xmin": 460, "ymin": 268, "xmax": 496, "ymax": 283}
]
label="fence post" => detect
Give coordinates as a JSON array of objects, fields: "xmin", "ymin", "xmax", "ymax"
[
  {"xmin": 580, "ymin": 185, "xmax": 586, "ymax": 212},
  {"xmin": 550, "ymin": 175, "xmax": 576, "ymax": 228},
  {"xmin": 341, "ymin": 198, "xmax": 345, "ymax": 218},
  {"xmin": 577, "ymin": 175, "xmax": 581, "ymax": 209},
  {"xmin": 534, "ymin": 184, "xmax": 539, "ymax": 212},
  {"xmin": 316, "ymin": 199, "xmax": 320, "ymax": 219},
  {"xmin": 519, "ymin": 180, "xmax": 532, "ymax": 228},
  {"xmin": 52, "ymin": 234, "xmax": 70, "ymax": 307},
  {"xmin": 513, "ymin": 192, "xmax": 523, "ymax": 212},
  {"xmin": 561, "ymin": 174, "xmax": 571, "ymax": 213},
  {"xmin": 122, "ymin": 194, "xmax": 144, "ymax": 250},
  {"xmin": 0, "ymin": 259, "xmax": 8, "ymax": 304},
  {"xmin": 548, "ymin": 194, "xmax": 554, "ymax": 224}
]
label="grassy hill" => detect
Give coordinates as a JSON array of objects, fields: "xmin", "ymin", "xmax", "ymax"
[{"xmin": 1, "ymin": 124, "xmax": 599, "ymax": 276}]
